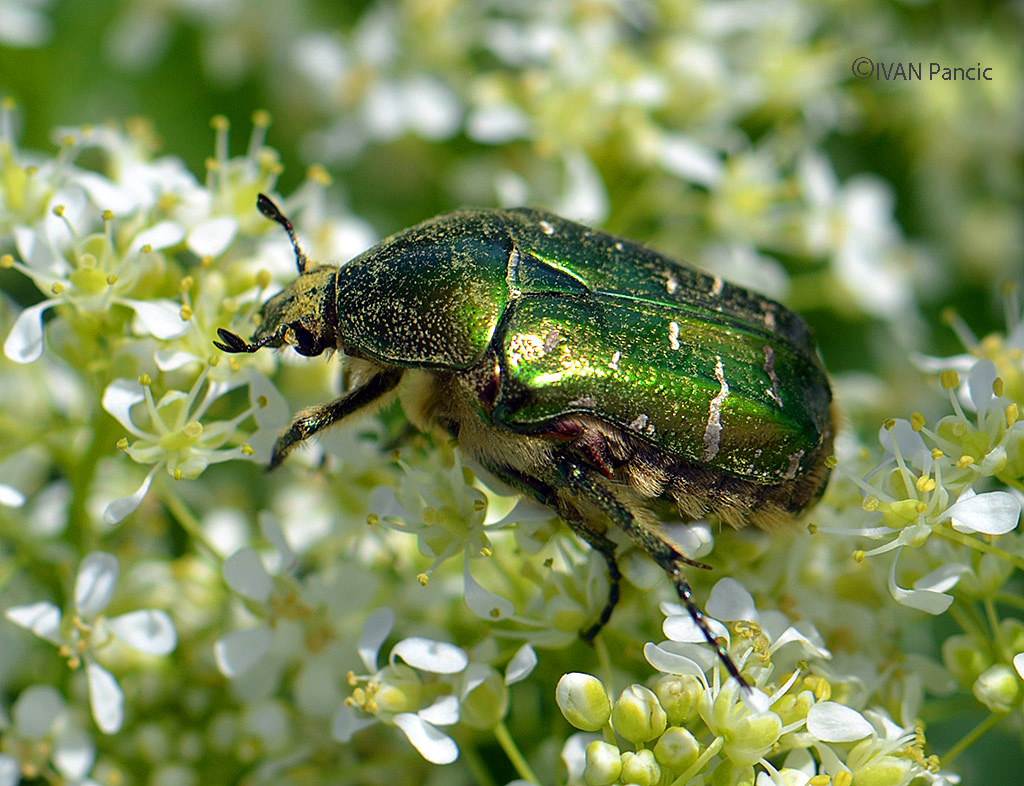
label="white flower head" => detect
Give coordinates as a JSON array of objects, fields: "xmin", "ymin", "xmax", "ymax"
[{"xmin": 4, "ymin": 551, "xmax": 176, "ymax": 734}]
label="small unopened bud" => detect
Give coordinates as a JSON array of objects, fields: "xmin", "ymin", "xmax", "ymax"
[
  {"xmin": 653, "ymin": 726, "xmax": 699, "ymax": 769},
  {"xmin": 611, "ymin": 684, "xmax": 667, "ymax": 744},
  {"xmin": 973, "ymin": 664, "xmax": 1020, "ymax": 713},
  {"xmin": 583, "ymin": 741, "xmax": 621, "ymax": 786},
  {"xmin": 556, "ymin": 673, "xmax": 611, "ymax": 731},
  {"xmin": 652, "ymin": 673, "xmax": 701, "ymax": 725},
  {"xmin": 619, "ymin": 749, "xmax": 660, "ymax": 786}
]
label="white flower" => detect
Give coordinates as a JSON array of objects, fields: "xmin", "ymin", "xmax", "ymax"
[
  {"xmin": 100, "ymin": 367, "xmax": 287, "ymax": 524},
  {"xmin": 0, "ymin": 685, "xmax": 99, "ymax": 786},
  {"xmin": 332, "ymin": 609, "xmax": 466, "ymax": 764},
  {"xmin": 4, "ymin": 552, "xmax": 176, "ymax": 734}
]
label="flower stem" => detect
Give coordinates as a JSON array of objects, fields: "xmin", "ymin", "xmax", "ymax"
[
  {"xmin": 933, "ymin": 526, "xmax": 1024, "ymax": 571},
  {"xmin": 494, "ymin": 719, "xmax": 539, "ymax": 784},
  {"xmin": 941, "ymin": 711, "xmax": 1003, "ymax": 766},
  {"xmin": 160, "ymin": 481, "xmax": 220, "ymax": 557}
]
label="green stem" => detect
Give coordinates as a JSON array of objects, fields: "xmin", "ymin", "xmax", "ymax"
[
  {"xmin": 933, "ymin": 526, "xmax": 1024, "ymax": 572},
  {"xmin": 983, "ymin": 596, "xmax": 1012, "ymax": 663},
  {"xmin": 160, "ymin": 480, "xmax": 220, "ymax": 558},
  {"xmin": 494, "ymin": 720, "xmax": 540, "ymax": 785},
  {"xmin": 941, "ymin": 712, "xmax": 1004, "ymax": 767},
  {"xmin": 460, "ymin": 739, "xmax": 498, "ymax": 786}
]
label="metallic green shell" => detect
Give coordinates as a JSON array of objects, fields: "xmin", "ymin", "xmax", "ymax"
[
  {"xmin": 489, "ymin": 209, "xmax": 832, "ymax": 483},
  {"xmin": 334, "ymin": 207, "xmax": 831, "ymax": 482}
]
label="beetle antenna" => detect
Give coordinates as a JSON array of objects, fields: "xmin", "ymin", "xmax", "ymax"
[{"xmin": 256, "ymin": 193, "xmax": 309, "ymax": 275}]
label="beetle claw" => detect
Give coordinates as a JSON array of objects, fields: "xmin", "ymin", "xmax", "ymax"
[{"xmin": 213, "ymin": 328, "xmax": 252, "ymax": 353}]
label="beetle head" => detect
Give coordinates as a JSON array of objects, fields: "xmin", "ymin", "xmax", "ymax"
[{"xmin": 214, "ymin": 195, "xmax": 338, "ymax": 358}]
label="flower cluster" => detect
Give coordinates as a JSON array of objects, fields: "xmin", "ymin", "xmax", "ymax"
[
  {"xmin": 2, "ymin": 0, "xmax": 1023, "ymax": 783},
  {"xmin": 558, "ymin": 580, "xmax": 951, "ymax": 786}
]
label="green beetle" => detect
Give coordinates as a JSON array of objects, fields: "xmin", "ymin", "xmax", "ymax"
[{"xmin": 216, "ymin": 194, "xmax": 834, "ymax": 687}]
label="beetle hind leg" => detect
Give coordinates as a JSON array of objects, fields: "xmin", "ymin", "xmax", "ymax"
[
  {"xmin": 555, "ymin": 457, "xmax": 748, "ymax": 688},
  {"xmin": 473, "ymin": 458, "xmax": 622, "ymax": 643}
]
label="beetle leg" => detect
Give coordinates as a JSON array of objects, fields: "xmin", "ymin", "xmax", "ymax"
[
  {"xmin": 269, "ymin": 369, "xmax": 402, "ymax": 469},
  {"xmin": 556, "ymin": 458, "xmax": 748, "ymax": 689},
  {"xmin": 472, "ymin": 458, "xmax": 622, "ymax": 644},
  {"xmin": 558, "ymin": 508, "xmax": 622, "ymax": 644}
]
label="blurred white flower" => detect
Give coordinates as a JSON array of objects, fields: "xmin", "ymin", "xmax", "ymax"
[{"xmin": 4, "ymin": 552, "xmax": 177, "ymax": 734}]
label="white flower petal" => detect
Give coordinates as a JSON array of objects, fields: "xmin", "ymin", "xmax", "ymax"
[
  {"xmin": 187, "ymin": 216, "xmax": 238, "ymax": 258},
  {"xmin": 706, "ymin": 577, "xmax": 759, "ymax": 623},
  {"xmin": 214, "ymin": 627, "xmax": 273, "ymax": 677},
  {"xmin": 555, "ymin": 150, "xmax": 608, "ymax": 225},
  {"xmin": 662, "ymin": 611, "xmax": 729, "ymax": 644},
  {"xmin": 418, "ymin": 694, "xmax": 460, "ymax": 726},
  {"xmin": 154, "ymin": 348, "xmax": 198, "ymax": 371},
  {"xmin": 5, "ymin": 601, "xmax": 63, "ymax": 644},
  {"xmin": 75, "ymin": 172, "xmax": 138, "ymax": 214},
  {"xmin": 466, "ymin": 103, "xmax": 530, "ymax": 144},
  {"xmin": 463, "ymin": 561, "xmax": 515, "ymax": 620},
  {"xmin": 106, "ymin": 609, "xmax": 177, "ymax": 655},
  {"xmin": 101, "ymin": 379, "xmax": 146, "ymax": 432},
  {"xmin": 102, "ymin": 466, "xmax": 157, "ymax": 525},
  {"xmin": 0, "ymin": 755, "xmax": 19, "ymax": 786},
  {"xmin": 888, "ymin": 550, "xmax": 955, "ymax": 614},
  {"xmin": 946, "ymin": 490, "xmax": 1020, "ymax": 535},
  {"xmin": 53, "ymin": 725, "xmax": 96, "ymax": 779},
  {"xmin": 12, "ymin": 685, "xmax": 65, "ymax": 736},
  {"xmin": 122, "ymin": 298, "xmax": 188, "ymax": 340},
  {"xmin": 966, "ymin": 360, "xmax": 998, "ymax": 415},
  {"xmin": 222, "ymin": 547, "xmax": 273, "ymax": 602},
  {"xmin": 505, "ymin": 644, "xmax": 538, "ymax": 685},
  {"xmin": 4, "ymin": 300, "xmax": 55, "ymax": 363},
  {"xmin": 878, "ymin": 419, "xmax": 929, "ymax": 470},
  {"xmin": 660, "ymin": 134, "xmax": 722, "ymax": 187},
  {"xmin": 913, "ymin": 564, "xmax": 970, "ymax": 595},
  {"xmin": 806, "ymin": 701, "xmax": 874, "ymax": 742},
  {"xmin": 259, "ymin": 511, "xmax": 296, "ymax": 573},
  {"xmin": 130, "ymin": 220, "xmax": 186, "ymax": 253},
  {"xmin": 331, "ymin": 704, "xmax": 377, "ymax": 742},
  {"xmin": 643, "ymin": 642, "xmax": 708, "ymax": 681},
  {"xmin": 86, "ymin": 662, "xmax": 124, "ymax": 734},
  {"xmin": 1013, "ymin": 653, "xmax": 1024, "ymax": 680},
  {"xmin": 393, "ymin": 713, "xmax": 459, "ymax": 764},
  {"xmin": 391, "ymin": 637, "xmax": 469, "ymax": 675},
  {"xmin": 357, "ymin": 607, "xmax": 395, "ymax": 673},
  {"xmin": 0, "ymin": 483, "xmax": 26, "ymax": 507},
  {"xmin": 75, "ymin": 552, "xmax": 119, "ymax": 617}
]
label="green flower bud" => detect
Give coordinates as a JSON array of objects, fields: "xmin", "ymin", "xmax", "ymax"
[
  {"xmin": 653, "ymin": 726, "xmax": 700, "ymax": 769},
  {"xmin": 942, "ymin": 634, "xmax": 990, "ymax": 687},
  {"xmin": 973, "ymin": 664, "xmax": 1020, "ymax": 712},
  {"xmin": 652, "ymin": 673, "xmax": 701, "ymax": 725},
  {"xmin": 584, "ymin": 740, "xmax": 622, "ymax": 786},
  {"xmin": 709, "ymin": 760, "xmax": 755, "ymax": 786},
  {"xmin": 611, "ymin": 684, "xmax": 667, "ymax": 744},
  {"xmin": 556, "ymin": 673, "xmax": 612, "ymax": 731},
  {"xmin": 460, "ymin": 666, "xmax": 508, "ymax": 729},
  {"xmin": 620, "ymin": 749, "xmax": 660, "ymax": 786}
]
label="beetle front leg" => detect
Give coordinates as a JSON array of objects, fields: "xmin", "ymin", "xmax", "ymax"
[{"xmin": 270, "ymin": 369, "xmax": 402, "ymax": 469}]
